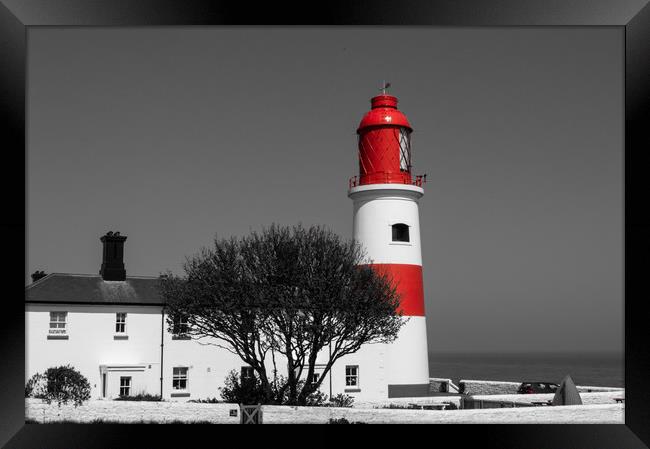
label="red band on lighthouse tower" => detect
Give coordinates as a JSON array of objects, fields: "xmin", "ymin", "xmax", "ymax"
[{"xmin": 369, "ymin": 264, "xmax": 426, "ymax": 317}]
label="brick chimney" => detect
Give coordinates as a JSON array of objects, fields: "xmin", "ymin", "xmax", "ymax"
[
  {"xmin": 31, "ymin": 270, "xmax": 47, "ymax": 283},
  {"xmin": 100, "ymin": 231, "xmax": 127, "ymax": 281}
]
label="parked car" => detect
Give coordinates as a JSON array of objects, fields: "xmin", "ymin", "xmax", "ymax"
[{"xmin": 517, "ymin": 382, "xmax": 560, "ymax": 394}]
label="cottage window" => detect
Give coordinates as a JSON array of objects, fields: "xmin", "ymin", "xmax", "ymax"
[
  {"xmin": 172, "ymin": 315, "xmax": 189, "ymax": 337},
  {"xmin": 49, "ymin": 311, "xmax": 67, "ymax": 334},
  {"xmin": 345, "ymin": 365, "xmax": 359, "ymax": 387},
  {"xmin": 115, "ymin": 313, "xmax": 127, "ymax": 334},
  {"xmin": 309, "ymin": 373, "xmax": 320, "ymax": 386},
  {"xmin": 241, "ymin": 366, "xmax": 255, "ymax": 381},
  {"xmin": 119, "ymin": 376, "xmax": 131, "ymax": 397},
  {"xmin": 173, "ymin": 367, "xmax": 188, "ymax": 390}
]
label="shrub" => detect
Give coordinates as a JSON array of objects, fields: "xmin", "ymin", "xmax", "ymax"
[
  {"xmin": 305, "ymin": 390, "xmax": 328, "ymax": 406},
  {"xmin": 330, "ymin": 393, "xmax": 354, "ymax": 408},
  {"xmin": 114, "ymin": 393, "xmax": 162, "ymax": 402},
  {"xmin": 220, "ymin": 370, "xmax": 329, "ymax": 405},
  {"xmin": 25, "ymin": 373, "xmax": 47, "ymax": 398},
  {"xmin": 188, "ymin": 397, "xmax": 220, "ymax": 403},
  {"xmin": 329, "ymin": 417, "xmax": 350, "ymax": 424},
  {"xmin": 377, "ymin": 402, "xmax": 458, "ymax": 410},
  {"xmin": 272, "ymin": 375, "xmax": 328, "ymax": 405},
  {"xmin": 377, "ymin": 403, "xmax": 425, "ymax": 409},
  {"xmin": 25, "ymin": 365, "xmax": 91, "ymax": 407},
  {"xmin": 328, "ymin": 417, "xmax": 365, "ymax": 424},
  {"xmin": 219, "ymin": 370, "xmax": 266, "ymax": 404}
]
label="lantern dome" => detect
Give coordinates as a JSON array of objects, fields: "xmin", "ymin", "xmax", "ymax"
[{"xmin": 357, "ymin": 95, "xmax": 412, "ymax": 133}]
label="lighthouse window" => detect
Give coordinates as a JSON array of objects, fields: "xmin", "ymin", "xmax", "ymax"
[
  {"xmin": 398, "ymin": 127, "xmax": 411, "ymax": 171},
  {"xmin": 392, "ymin": 223, "xmax": 410, "ymax": 242}
]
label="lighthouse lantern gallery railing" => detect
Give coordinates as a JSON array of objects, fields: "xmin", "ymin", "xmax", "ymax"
[{"xmin": 349, "ymin": 174, "xmax": 426, "ymax": 189}]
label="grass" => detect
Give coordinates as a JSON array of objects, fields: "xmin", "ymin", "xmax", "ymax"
[{"xmin": 26, "ymin": 418, "xmax": 217, "ymax": 424}]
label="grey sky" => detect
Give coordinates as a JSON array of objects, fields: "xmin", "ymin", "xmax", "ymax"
[{"xmin": 27, "ymin": 27, "xmax": 623, "ymax": 354}]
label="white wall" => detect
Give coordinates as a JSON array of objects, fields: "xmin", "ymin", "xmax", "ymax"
[
  {"xmin": 26, "ymin": 303, "xmax": 397, "ymax": 402},
  {"xmin": 26, "ymin": 304, "xmax": 162, "ymax": 399},
  {"xmin": 327, "ymin": 343, "xmax": 387, "ymax": 402},
  {"xmin": 349, "ymin": 183, "xmax": 430, "ymax": 389},
  {"xmin": 350, "ymin": 184, "xmax": 424, "ymax": 265},
  {"xmin": 161, "ymin": 312, "xmax": 250, "ymax": 401},
  {"xmin": 25, "ymin": 398, "xmax": 625, "ymax": 424}
]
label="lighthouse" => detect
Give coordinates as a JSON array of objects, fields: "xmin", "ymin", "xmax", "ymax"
[{"xmin": 348, "ymin": 88, "xmax": 430, "ymax": 397}]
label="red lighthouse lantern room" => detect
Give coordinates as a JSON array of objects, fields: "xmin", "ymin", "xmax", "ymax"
[{"xmin": 353, "ymin": 92, "xmax": 422, "ymax": 187}]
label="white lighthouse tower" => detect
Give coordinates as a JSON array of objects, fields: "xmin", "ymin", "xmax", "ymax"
[{"xmin": 348, "ymin": 89, "xmax": 430, "ymax": 397}]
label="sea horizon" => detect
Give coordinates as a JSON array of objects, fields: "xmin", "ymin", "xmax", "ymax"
[{"xmin": 428, "ymin": 351, "xmax": 624, "ymax": 388}]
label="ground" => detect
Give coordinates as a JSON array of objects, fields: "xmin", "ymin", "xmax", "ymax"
[{"xmin": 26, "ymin": 395, "xmax": 624, "ymax": 424}]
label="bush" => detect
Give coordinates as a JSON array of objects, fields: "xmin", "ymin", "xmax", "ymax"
[
  {"xmin": 114, "ymin": 393, "xmax": 162, "ymax": 402},
  {"xmin": 272, "ymin": 375, "xmax": 330, "ymax": 406},
  {"xmin": 25, "ymin": 365, "xmax": 91, "ymax": 407},
  {"xmin": 378, "ymin": 402, "xmax": 458, "ymax": 410},
  {"xmin": 378, "ymin": 403, "xmax": 428, "ymax": 409},
  {"xmin": 329, "ymin": 417, "xmax": 350, "ymax": 424},
  {"xmin": 219, "ymin": 370, "xmax": 267, "ymax": 404},
  {"xmin": 328, "ymin": 417, "xmax": 365, "ymax": 424},
  {"xmin": 25, "ymin": 373, "xmax": 47, "ymax": 398},
  {"xmin": 188, "ymin": 397, "xmax": 220, "ymax": 403},
  {"xmin": 329, "ymin": 393, "xmax": 354, "ymax": 408},
  {"xmin": 219, "ymin": 370, "xmax": 329, "ymax": 405},
  {"xmin": 305, "ymin": 390, "xmax": 328, "ymax": 406}
]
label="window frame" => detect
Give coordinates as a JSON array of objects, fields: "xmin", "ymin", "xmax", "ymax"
[
  {"xmin": 48, "ymin": 311, "xmax": 67, "ymax": 335},
  {"xmin": 172, "ymin": 367, "xmax": 189, "ymax": 391},
  {"xmin": 119, "ymin": 376, "xmax": 131, "ymax": 397},
  {"xmin": 391, "ymin": 223, "xmax": 410, "ymax": 243},
  {"xmin": 115, "ymin": 312, "xmax": 127, "ymax": 334},
  {"xmin": 345, "ymin": 365, "xmax": 359, "ymax": 388},
  {"xmin": 241, "ymin": 366, "xmax": 255, "ymax": 381},
  {"xmin": 398, "ymin": 127, "xmax": 411, "ymax": 172},
  {"xmin": 171, "ymin": 314, "xmax": 190, "ymax": 339}
]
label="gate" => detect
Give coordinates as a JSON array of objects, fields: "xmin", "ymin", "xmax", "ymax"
[{"xmin": 240, "ymin": 404, "xmax": 263, "ymax": 424}]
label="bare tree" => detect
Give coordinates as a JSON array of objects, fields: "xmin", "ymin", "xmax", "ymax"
[{"xmin": 160, "ymin": 224, "xmax": 404, "ymax": 405}]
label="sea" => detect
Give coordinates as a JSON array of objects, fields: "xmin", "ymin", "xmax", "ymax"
[{"xmin": 428, "ymin": 352, "xmax": 624, "ymax": 388}]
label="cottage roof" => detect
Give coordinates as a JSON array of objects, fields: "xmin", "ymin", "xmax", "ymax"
[{"xmin": 25, "ymin": 273, "xmax": 163, "ymax": 305}]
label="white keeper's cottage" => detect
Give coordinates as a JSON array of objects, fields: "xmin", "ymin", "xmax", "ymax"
[{"xmin": 25, "ymin": 232, "xmax": 404, "ymax": 402}]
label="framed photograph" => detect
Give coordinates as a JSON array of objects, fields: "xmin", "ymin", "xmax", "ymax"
[{"xmin": 2, "ymin": 0, "xmax": 649, "ymax": 447}]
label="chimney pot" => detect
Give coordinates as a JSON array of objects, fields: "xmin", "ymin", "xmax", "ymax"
[{"xmin": 31, "ymin": 270, "xmax": 47, "ymax": 283}]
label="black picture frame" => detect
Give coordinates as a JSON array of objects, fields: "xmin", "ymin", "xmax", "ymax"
[{"xmin": 1, "ymin": 0, "xmax": 648, "ymax": 447}]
